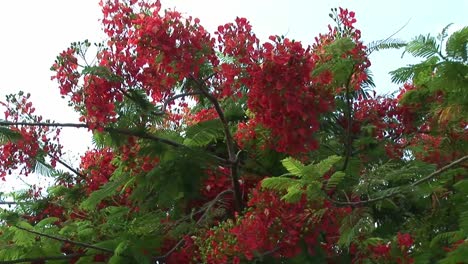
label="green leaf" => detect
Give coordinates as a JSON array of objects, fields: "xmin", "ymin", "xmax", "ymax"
[
  {"xmin": 438, "ymin": 243, "xmax": 468, "ymax": 264},
  {"xmin": 282, "ymin": 184, "xmax": 303, "ymax": 203},
  {"xmin": 459, "ymin": 211, "xmax": 468, "ymax": 234},
  {"xmin": 82, "ymin": 65, "xmax": 123, "ymax": 82},
  {"xmin": 32, "ymin": 159, "xmax": 54, "ymax": 177},
  {"xmin": 74, "ymin": 255, "xmax": 94, "ymax": 264},
  {"xmin": 326, "ymin": 171, "xmax": 346, "ymax": 190},
  {"xmin": 261, "ymin": 177, "xmax": 295, "ymax": 191},
  {"xmin": 108, "ymin": 255, "xmax": 126, "ymax": 264},
  {"xmin": 115, "ymin": 240, "xmax": 130, "ymax": 256},
  {"xmin": 454, "ymin": 179, "xmax": 468, "ymax": 194},
  {"xmin": 305, "ymin": 181, "xmax": 323, "ymax": 200},
  {"xmin": 35, "ymin": 217, "xmax": 59, "ymax": 229},
  {"xmin": 184, "ymin": 119, "xmax": 224, "ymax": 147},
  {"xmin": 404, "ymin": 34, "xmax": 439, "ymax": 59},
  {"xmin": 12, "ymin": 222, "xmax": 35, "ymax": 247},
  {"xmin": 80, "ymin": 175, "xmax": 127, "ymax": 210},
  {"xmin": 366, "ymin": 38, "xmax": 406, "ymax": 53},
  {"xmin": 446, "ymin": 26, "xmax": 468, "ymax": 61},
  {"xmin": 281, "ymin": 157, "xmax": 305, "ymax": 177},
  {"xmin": 315, "ymin": 155, "xmax": 341, "ymax": 176},
  {"xmin": 338, "ymin": 213, "xmax": 375, "ymax": 248},
  {"xmin": 430, "ymin": 230, "xmax": 463, "ymax": 248}
]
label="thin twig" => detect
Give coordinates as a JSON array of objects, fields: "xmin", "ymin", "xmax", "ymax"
[
  {"xmin": 366, "ymin": 18, "xmax": 411, "ymax": 55},
  {"xmin": 48, "ymin": 154, "xmax": 85, "ymax": 179},
  {"xmin": 154, "ymin": 91, "xmax": 203, "ymax": 115}
]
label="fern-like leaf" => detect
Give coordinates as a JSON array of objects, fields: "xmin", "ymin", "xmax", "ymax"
[
  {"xmin": 281, "ymin": 157, "xmax": 305, "ymax": 177},
  {"xmin": 80, "ymin": 176, "xmax": 127, "ymax": 210},
  {"xmin": 446, "ymin": 26, "xmax": 468, "ymax": 62},
  {"xmin": 404, "ymin": 34, "xmax": 439, "ymax": 59},
  {"xmin": 366, "ymin": 38, "xmax": 406, "ymax": 53},
  {"xmin": 326, "ymin": 171, "xmax": 346, "ymax": 190},
  {"xmin": 184, "ymin": 119, "xmax": 224, "ymax": 147},
  {"xmin": 282, "ymin": 184, "xmax": 304, "ymax": 203},
  {"xmin": 261, "ymin": 177, "xmax": 296, "ymax": 191},
  {"xmin": 430, "ymin": 230, "xmax": 464, "ymax": 248}
]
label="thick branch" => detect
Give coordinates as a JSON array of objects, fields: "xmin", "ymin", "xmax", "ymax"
[
  {"xmin": 13, "ymin": 225, "xmax": 116, "ymax": 255},
  {"xmin": 0, "ymin": 253, "xmax": 87, "ymax": 264},
  {"xmin": 330, "ymin": 155, "xmax": 468, "ymax": 206},
  {"xmin": 189, "ymin": 75, "xmax": 243, "ymax": 212}
]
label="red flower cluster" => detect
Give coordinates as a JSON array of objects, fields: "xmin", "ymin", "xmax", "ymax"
[
  {"xmin": 0, "ymin": 94, "xmax": 62, "ymax": 180},
  {"xmin": 213, "ymin": 17, "xmax": 260, "ymax": 98},
  {"xmin": 183, "ymin": 186, "xmax": 350, "ymax": 263},
  {"xmin": 79, "ymin": 148, "xmax": 116, "ymax": 193},
  {"xmin": 185, "ymin": 108, "xmax": 218, "ymax": 126},
  {"xmin": 247, "ymin": 37, "xmax": 329, "ymax": 154},
  {"xmin": 397, "ymin": 232, "xmax": 414, "ymax": 249}
]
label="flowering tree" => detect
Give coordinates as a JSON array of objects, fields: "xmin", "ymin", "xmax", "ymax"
[{"xmin": 0, "ymin": 1, "xmax": 467, "ymax": 263}]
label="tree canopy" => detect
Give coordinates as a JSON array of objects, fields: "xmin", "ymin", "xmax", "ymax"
[{"xmin": 0, "ymin": 1, "xmax": 467, "ymax": 263}]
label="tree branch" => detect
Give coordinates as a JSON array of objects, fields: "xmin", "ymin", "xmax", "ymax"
[
  {"xmin": 154, "ymin": 91, "xmax": 203, "ymax": 115},
  {"xmin": 13, "ymin": 225, "xmax": 116, "ymax": 255},
  {"xmin": 189, "ymin": 75, "xmax": 244, "ymax": 213},
  {"xmin": 330, "ymin": 155, "xmax": 468, "ymax": 206},
  {"xmin": 48, "ymin": 154, "xmax": 86, "ymax": 179},
  {"xmin": 341, "ymin": 74, "xmax": 355, "ymax": 171},
  {"xmin": 0, "ymin": 253, "xmax": 87, "ymax": 264},
  {"xmin": 0, "ymin": 201, "xmax": 17, "ymax": 205},
  {"xmin": 0, "ymin": 121, "xmax": 230, "ymax": 165}
]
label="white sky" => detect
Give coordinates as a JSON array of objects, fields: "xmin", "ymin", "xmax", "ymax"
[{"xmin": 0, "ymin": 0, "xmax": 466, "ymax": 193}]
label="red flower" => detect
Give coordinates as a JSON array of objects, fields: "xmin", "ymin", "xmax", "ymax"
[
  {"xmin": 397, "ymin": 232, "xmax": 413, "ymax": 248},
  {"xmin": 370, "ymin": 243, "xmax": 391, "ymax": 256}
]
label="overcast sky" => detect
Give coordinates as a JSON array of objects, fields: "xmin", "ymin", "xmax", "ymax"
[{"xmin": 0, "ymin": 0, "xmax": 466, "ymax": 192}]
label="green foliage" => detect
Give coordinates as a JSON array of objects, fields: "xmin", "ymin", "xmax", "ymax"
[
  {"xmin": 366, "ymin": 38, "xmax": 407, "ymax": 53},
  {"xmin": 446, "ymin": 26, "xmax": 468, "ymax": 62},
  {"xmin": 80, "ymin": 174, "xmax": 128, "ymax": 210},
  {"xmin": 184, "ymin": 119, "xmax": 225, "ymax": 147},
  {"xmin": 338, "ymin": 209, "xmax": 375, "ymax": 247},
  {"xmin": 262, "ymin": 155, "xmax": 342, "ymax": 202},
  {"xmin": 0, "ymin": 126, "xmax": 22, "ymax": 144},
  {"xmin": 326, "ymin": 171, "xmax": 345, "ymax": 190},
  {"xmin": 403, "ymin": 34, "xmax": 439, "ymax": 58},
  {"xmin": 391, "ymin": 26, "xmax": 468, "ymax": 117}
]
